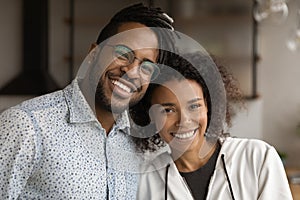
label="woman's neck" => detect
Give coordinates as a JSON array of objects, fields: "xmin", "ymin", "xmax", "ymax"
[{"xmin": 175, "ymin": 141, "xmax": 217, "ymax": 172}]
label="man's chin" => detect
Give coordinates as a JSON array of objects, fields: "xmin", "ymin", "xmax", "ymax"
[
  {"xmin": 109, "ymin": 96, "xmax": 129, "ymax": 112},
  {"xmin": 110, "ymin": 94, "xmax": 143, "ymax": 112},
  {"xmin": 110, "ymin": 105, "xmax": 128, "ymax": 114},
  {"xmin": 95, "ymin": 92, "xmax": 142, "ymax": 114}
]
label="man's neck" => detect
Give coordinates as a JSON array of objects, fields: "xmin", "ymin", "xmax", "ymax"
[{"xmin": 95, "ymin": 105, "xmax": 118, "ymax": 135}]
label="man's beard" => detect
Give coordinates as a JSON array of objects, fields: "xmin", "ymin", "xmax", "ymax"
[{"xmin": 95, "ymin": 83, "xmax": 139, "ymax": 114}]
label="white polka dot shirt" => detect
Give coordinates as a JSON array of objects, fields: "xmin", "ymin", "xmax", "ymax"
[{"xmin": 0, "ymin": 79, "xmax": 140, "ymax": 199}]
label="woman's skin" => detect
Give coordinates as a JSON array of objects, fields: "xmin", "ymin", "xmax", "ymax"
[{"xmin": 150, "ymin": 79, "xmax": 217, "ymax": 172}]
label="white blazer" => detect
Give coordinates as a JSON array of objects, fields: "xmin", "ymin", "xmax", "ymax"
[{"xmin": 137, "ymin": 137, "xmax": 293, "ymax": 200}]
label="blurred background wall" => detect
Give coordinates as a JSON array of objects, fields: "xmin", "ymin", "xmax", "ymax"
[{"xmin": 0, "ymin": 0, "xmax": 299, "ymax": 168}]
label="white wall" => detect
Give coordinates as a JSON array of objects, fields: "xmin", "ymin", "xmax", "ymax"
[
  {"xmin": 259, "ymin": 1, "xmax": 300, "ymax": 167},
  {"xmin": 230, "ymin": 99, "xmax": 263, "ymax": 140},
  {"xmin": 231, "ymin": 1, "xmax": 300, "ymax": 168}
]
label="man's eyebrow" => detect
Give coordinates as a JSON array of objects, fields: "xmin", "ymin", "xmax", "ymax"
[{"xmin": 125, "ymin": 45, "xmax": 157, "ymax": 63}]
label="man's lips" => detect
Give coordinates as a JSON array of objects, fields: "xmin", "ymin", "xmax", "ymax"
[
  {"xmin": 110, "ymin": 78, "xmax": 138, "ymax": 93},
  {"xmin": 111, "ymin": 80, "xmax": 131, "ymax": 93}
]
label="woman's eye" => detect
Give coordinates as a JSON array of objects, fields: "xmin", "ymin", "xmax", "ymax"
[
  {"xmin": 160, "ymin": 107, "xmax": 175, "ymax": 114},
  {"xmin": 189, "ymin": 104, "xmax": 201, "ymax": 110}
]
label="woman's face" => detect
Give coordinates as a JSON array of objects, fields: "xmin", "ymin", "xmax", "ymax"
[{"xmin": 150, "ymin": 79, "xmax": 208, "ymax": 155}]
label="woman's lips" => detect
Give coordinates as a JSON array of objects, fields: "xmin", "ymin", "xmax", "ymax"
[
  {"xmin": 168, "ymin": 129, "xmax": 198, "ymax": 158},
  {"xmin": 171, "ymin": 128, "xmax": 198, "ymax": 140}
]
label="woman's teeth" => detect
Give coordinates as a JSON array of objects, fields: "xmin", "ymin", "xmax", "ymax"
[
  {"xmin": 173, "ymin": 130, "xmax": 195, "ymax": 139},
  {"xmin": 112, "ymin": 80, "xmax": 131, "ymax": 93}
]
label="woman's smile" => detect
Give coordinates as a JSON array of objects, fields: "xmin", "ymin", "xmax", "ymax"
[{"xmin": 171, "ymin": 128, "xmax": 198, "ymax": 140}]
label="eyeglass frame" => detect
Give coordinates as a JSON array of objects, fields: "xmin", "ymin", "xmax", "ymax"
[{"xmin": 105, "ymin": 44, "xmax": 160, "ymax": 81}]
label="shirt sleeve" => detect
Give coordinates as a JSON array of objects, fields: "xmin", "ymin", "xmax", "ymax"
[
  {"xmin": 0, "ymin": 108, "xmax": 39, "ymax": 199},
  {"xmin": 258, "ymin": 146, "xmax": 293, "ymax": 200}
]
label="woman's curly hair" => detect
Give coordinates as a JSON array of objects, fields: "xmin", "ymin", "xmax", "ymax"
[{"xmin": 130, "ymin": 52, "xmax": 244, "ymax": 153}]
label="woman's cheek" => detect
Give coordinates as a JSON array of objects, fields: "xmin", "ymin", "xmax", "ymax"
[{"xmin": 154, "ymin": 116, "xmax": 167, "ymax": 133}]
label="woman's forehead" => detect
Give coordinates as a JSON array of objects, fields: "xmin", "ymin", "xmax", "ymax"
[
  {"xmin": 152, "ymin": 79, "xmax": 204, "ymax": 103},
  {"xmin": 162, "ymin": 79, "xmax": 202, "ymax": 93}
]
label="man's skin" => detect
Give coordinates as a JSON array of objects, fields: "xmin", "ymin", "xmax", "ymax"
[{"xmin": 88, "ymin": 22, "xmax": 159, "ymax": 134}]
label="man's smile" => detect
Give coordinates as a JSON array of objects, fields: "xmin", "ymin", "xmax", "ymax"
[{"xmin": 109, "ymin": 75, "xmax": 140, "ymax": 99}]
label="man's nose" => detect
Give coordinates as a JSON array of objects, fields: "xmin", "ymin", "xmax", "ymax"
[{"xmin": 120, "ymin": 60, "xmax": 140, "ymax": 79}]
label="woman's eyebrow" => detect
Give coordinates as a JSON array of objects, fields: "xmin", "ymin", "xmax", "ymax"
[
  {"xmin": 160, "ymin": 102, "xmax": 176, "ymax": 107},
  {"xmin": 187, "ymin": 97, "xmax": 202, "ymax": 104}
]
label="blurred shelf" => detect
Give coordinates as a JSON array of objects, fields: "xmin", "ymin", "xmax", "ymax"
[
  {"xmin": 286, "ymin": 168, "xmax": 300, "ymax": 200},
  {"xmin": 174, "ymin": 13, "xmax": 251, "ymax": 26},
  {"xmin": 64, "ymin": 17, "xmax": 110, "ymax": 26}
]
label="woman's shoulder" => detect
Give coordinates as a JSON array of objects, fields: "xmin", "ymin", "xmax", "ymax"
[
  {"xmin": 221, "ymin": 137, "xmax": 278, "ymax": 159},
  {"xmin": 222, "ymin": 136, "xmax": 273, "ymax": 149},
  {"xmin": 218, "ymin": 137, "xmax": 283, "ymax": 176}
]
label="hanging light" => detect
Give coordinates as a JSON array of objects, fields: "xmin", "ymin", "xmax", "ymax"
[
  {"xmin": 254, "ymin": 0, "xmax": 289, "ymax": 23},
  {"xmin": 286, "ymin": 9, "xmax": 300, "ymax": 52}
]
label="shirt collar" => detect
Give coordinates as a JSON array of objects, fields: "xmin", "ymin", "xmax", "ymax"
[
  {"xmin": 64, "ymin": 79, "xmax": 97, "ymax": 123},
  {"xmin": 64, "ymin": 79, "xmax": 131, "ymax": 131},
  {"xmin": 114, "ymin": 110, "xmax": 130, "ymax": 131}
]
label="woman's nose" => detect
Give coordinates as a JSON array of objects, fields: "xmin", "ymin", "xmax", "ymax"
[{"xmin": 176, "ymin": 110, "xmax": 192, "ymax": 126}]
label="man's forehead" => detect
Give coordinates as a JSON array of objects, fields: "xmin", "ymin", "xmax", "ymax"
[{"xmin": 108, "ymin": 26, "xmax": 159, "ymax": 50}]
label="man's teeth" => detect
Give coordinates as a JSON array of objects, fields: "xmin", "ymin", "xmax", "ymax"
[
  {"xmin": 112, "ymin": 80, "xmax": 131, "ymax": 93},
  {"xmin": 173, "ymin": 130, "xmax": 195, "ymax": 139}
]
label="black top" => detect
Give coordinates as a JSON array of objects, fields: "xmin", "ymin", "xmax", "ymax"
[{"xmin": 179, "ymin": 142, "xmax": 221, "ymax": 200}]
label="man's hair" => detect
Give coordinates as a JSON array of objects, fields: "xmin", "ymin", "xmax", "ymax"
[{"xmin": 95, "ymin": 3, "xmax": 175, "ymax": 63}]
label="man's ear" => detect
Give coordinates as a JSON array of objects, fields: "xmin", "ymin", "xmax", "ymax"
[{"xmin": 88, "ymin": 43, "xmax": 97, "ymax": 53}]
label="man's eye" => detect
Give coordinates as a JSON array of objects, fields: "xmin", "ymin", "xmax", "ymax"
[
  {"xmin": 114, "ymin": 46, "xmax": 134, "ymax": 62},
  {"xmin": 115, "ymin": 51, "xmax": 132, "ymax": 61},
  {"xmin": 140, "ymin": 62, "xmax": 155, "ymax": 75}
]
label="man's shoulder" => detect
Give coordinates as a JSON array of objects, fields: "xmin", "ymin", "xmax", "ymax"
[
  {"xmin": 0, "ymin": 89, "xmax": 66, "ymax": 130},
  {"xmin": 13, "ymin": 89, "xmax": 65, "ymax": 112}
]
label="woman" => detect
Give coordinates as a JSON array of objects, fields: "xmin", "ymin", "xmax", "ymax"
[{"xmin": 131, "ymin": 52, "xmax": 292, "ymax": 200}]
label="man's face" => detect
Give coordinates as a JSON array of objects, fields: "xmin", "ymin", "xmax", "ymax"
[{"xmin": 95, "ymin": 22, "xmax": 159, "ymax": 113}]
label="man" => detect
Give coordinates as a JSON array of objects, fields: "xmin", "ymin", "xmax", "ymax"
[{"xmin": 0, "ymin": 3, "xmax": 174, "ymax": 199}]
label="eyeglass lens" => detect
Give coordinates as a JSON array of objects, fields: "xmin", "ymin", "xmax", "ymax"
[{"xmin": 111, "ymin": 44, "xmax": 160, "ymax": 80}]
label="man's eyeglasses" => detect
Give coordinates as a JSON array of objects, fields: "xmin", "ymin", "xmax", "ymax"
[{"xmin": 106, "ymin": 44, "xmax": 160, "ymax": 81}]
